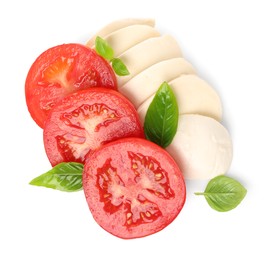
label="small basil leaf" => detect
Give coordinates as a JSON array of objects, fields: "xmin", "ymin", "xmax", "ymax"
[
  {"xmin": 144, "ymin": 82, "xmax": 178, "ymax": 148},
  {"xmin": 195, "ymin": 175, "xmax": 247, "ymax": 212},
  {"xmin": 95, "ymin": 36, "xmax": 114, "ymax": 61},
  {"xmin": 29, "ymin": 162, "xmax": 84, "ymax": 192},
  {"xmin": 111, "ymin": 58, "xmax": 130, "ymax": 76}
]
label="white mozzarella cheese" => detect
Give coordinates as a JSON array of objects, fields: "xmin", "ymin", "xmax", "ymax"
[
  {"xmin": 103, "ymin": 25, "xmax": 160, "ymax": 56},
  {"xmin": 116, "ymin": 35, "xmax": 182, "ymax": 87},
  {"xmin": 86, "ymin": 18, "xmax": 155, "ymax": 47},
  {"xmin": 166, "ymin": 114, "xmax": 232, "ymax": 180},
  {"xmin": 137, "ymin": 75, "xmax": 222, "ymax": 124},
  {"xmin": 120, "ymin": 58, "xmax": 196, "ymax": 108}
]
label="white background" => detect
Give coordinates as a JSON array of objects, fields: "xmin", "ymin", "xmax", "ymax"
[{"xmin": 1, "ymin": 0, "xmax": 263, "ymax": 259}]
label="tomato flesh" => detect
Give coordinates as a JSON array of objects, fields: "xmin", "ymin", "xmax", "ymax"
[
  {"xmin": 83, "ymin": 138, "xmax": 186, "ymax": 239},
  {"xmin": 44, "ymin": 88, "xmax": 144, "ymax": 166},
  {"xmin": 25, "ymin": 43, "xmax": 117, "ymax": 128}
]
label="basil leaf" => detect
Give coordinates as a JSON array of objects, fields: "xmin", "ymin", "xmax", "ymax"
[
  {"xmin": 144, "ymin": 82, "xmax": 178, "ymax": 148},
  {"xmin": 111, "ymin": 58, "xmax": 130, "ymax": 76},
  {"xmin": 195, "ymin": 175, "xmax": 247, "ymax": 212},
  {"xmin": 29, "ymin": 162, "xmax": 84, "ymax": 192},
  {"xmin": 94, "ymin": 36, "xmax": 129, "ymax": 77},
  {"xmin": 95, "ymin": 36, "xmax": 114, "ymax": 61}
]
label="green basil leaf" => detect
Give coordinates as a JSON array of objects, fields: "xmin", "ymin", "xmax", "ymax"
[
  {"xmin": 95, "ymin": 36, "xmax": 114, "ymax": 61},
  {"xmin": 111, "ymin": 58, "xmax": 130, "ymax": 76},
  {"xmin": 29, "ymin": 162, "xmax": 84, "ymax": 192},
  {"xmin": 195, "ymin": 175, "xmax": 247, "ymax": 212},
  {"xmin": 144, "ymin": 82, "xmax": 178, "ymax": 148},
  {"xmin": 94, "ymin": 37, "xmax": 129, "ymax": 76}
]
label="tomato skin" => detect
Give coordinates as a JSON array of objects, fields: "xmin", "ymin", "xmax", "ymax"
[
  {"xmin": 44, "ymin": 88, "xmax": 144, "ymax": 166},
  {"xmin": 83, "ymin": 138, "xmax": 186, "ymax": 239},
  {"xmin": 25, "ymin": 43, "xmax": 117, "ymax": 128}
]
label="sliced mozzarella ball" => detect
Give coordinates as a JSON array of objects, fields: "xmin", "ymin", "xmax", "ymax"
[
  {"xmin": 117, "ymin": 35, "xmax": 182, "ymax": 87},
  {"xmin": 137, "ymin": 75, "xmax": 222, "ymax": 124},
  {"xmin": 120, "ymin": 58, "xmax": 195, "ymax": 108},
  {"xmin": 86, "ymin": 18, "xmax": 155, "ymax": 47},
  {"xmin": 166, "ymin": 114, "xmax": 232, "ymax": 180},
  {"xmin": 103, "ymin": 25, "xmax": 160, "ymax": 56}
]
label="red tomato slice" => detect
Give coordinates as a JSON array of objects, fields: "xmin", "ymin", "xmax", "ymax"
[
  {"xmin": 44, "ymin": 88, "xmax": 144, "ymax": 166},
  {"xmin": 83, "ymin": 138, "xmax": 186, "ymax": 239},
  {"xmin": 25, "ymin": 43, "xmax": 117, "ymax": 128}
]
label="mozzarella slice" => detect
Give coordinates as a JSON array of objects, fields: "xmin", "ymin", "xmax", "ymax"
[
  {"xmin": 137, "ymin": 75, "xmax": 222, "ymax": 124},
  {"xmin": 116, "ymin": 35, "xmax": 182, "ymax": 87},
  {"xmin": 86, "ymin": 18, "xmax": 155, "ymax": 47},
  {"xmin": 120, "ymin": 58, "xmax": 195, "ymax": 108},
  {"xmin": 102, "ymin": 25, "xmax": 160, "ymax": 57},
  {"xmin": 166, "ymin": 114, "xmax": 232, "ymax": 180}
]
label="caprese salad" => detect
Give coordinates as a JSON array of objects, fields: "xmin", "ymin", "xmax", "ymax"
[{"xmin": 26, "ymin": 18, "xmax": 246, "ymax": 239}]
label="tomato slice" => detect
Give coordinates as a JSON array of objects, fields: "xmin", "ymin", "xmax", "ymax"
[
  {"xmin": 25, "ymin": 43, "xmax": 117, "ymax": 128},
  {"xmin": 44, "ymin": 88, "xmax": 144, "ymax": 166},
  {"xmin": 83, "ymin": 138, "xmax": 186, "ymax": 239}
]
